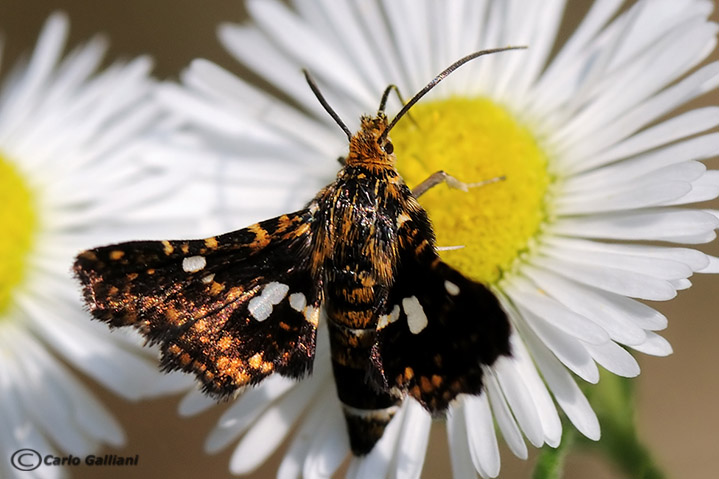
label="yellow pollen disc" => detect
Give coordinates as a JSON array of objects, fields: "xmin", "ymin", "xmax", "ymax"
[
  {"xmin": 392, "ymin": 97, "xmax": 550, "ymax": 285},
  {"xmin": 0, "ymin": 154, "xmax": 38, "ymax": 315}
]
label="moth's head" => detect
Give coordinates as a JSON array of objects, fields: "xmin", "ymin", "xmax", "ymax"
[{"xmin": 345, "ymin": 113, "xmax": 395, "ymax": 166}]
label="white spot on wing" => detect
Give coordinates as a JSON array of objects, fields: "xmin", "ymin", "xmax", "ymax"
[
  {"xmin": 263, "ymin": 282, "xmax": 290, "ymax": 303},
  {"xmin": 248, "ymin": 282, "xmax": 290, "ymax": 322},
  {"xmin": 396, "ymin": 212, "xmax": 411, "ymax": 228},
  {"xmin": 201, "ymin": 273, "xmax": 215, "ymax": 284},
  {"xmin": 444, "ymin": 280, "xmax": 460, "ymax": 296},
  {"xmin": 402, "ymin": 296, "xmax": 428, "ymax": 334},
  {"xmin": 377, "ymin": 305, "xmax": 401, "ymax": 330},
  {"xmin": 182, "ymin": 255, "xmax": 206, "ymax": 273},
  {"xmin": 305, "ymin": 305, "xmax": 320, "ymax": 327},
  {"xmin": 289, "ymin": 292, "xmax": 306, "ymax": 312}
]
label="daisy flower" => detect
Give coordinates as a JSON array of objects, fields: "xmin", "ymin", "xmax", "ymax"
[
  {"xmin": 0, "ymin": 12, "xmax": 209, "ymax": 478},
  {"xmin": 159, "ymin": 0, "xmax": 719, "ymax": 477}
]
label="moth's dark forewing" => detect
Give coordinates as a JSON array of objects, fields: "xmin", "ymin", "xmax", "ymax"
[
  {"xmin": 73, "ymin": 209, "xmax": 321, "ymax": 398},
  {"xmin": 372, "ymin": 205, "xmax": 511, "ymax": 412}
]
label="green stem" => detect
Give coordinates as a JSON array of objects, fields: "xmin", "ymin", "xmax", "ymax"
[
  {"xmin": 580, "ymin": 370, "xmax": 666, "ymax": 479},
  {"xmin": 532, "ymin": 427, "xmax": 576, "ymax": 479}
]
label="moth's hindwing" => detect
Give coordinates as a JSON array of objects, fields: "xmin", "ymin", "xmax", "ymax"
[
  {"xmin": 372, "ymin": 212, "xmax": 511, "ymax": 412},
  {"xmin": 73, "ymin": 209, "xmax": 321, "ymax": 398}
]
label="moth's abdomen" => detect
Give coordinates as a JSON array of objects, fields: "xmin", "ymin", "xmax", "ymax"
[
  {"xmin": 328, "ymin": 321, "xmax": 400, "ymax": 454},
  {"xmin": 324, "ymin": 245, "xmax": 401, "ymax": 454}
]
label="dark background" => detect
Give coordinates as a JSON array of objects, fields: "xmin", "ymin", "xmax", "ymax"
[{"xmin": 0, "ymin": 1, "xmax": 716, "ymax": 478}]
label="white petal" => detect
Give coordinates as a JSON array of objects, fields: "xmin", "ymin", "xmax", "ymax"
[
  {"xmin": 545, "ymin": 237, "xmax": 711, "ymax": 271},
  {"xmin": 503, "ymin": 0, "xmax": 567, "ymax": 105},
  {"xmin": 485, "ymin": 372, "xmax": 527, "ymax": 459},
  {"xmin": 463, "ymin": 394, "xmax": 501, "ymax": 478},
  {"xmin": 507, "ymin": 276, "xmax": 610, "ymax": 344},
  {"xmin": 528, "ymin": 0, "xmax": 624, "ymax": 116},
  {"xmin": 6, "ymin": 334, "xmax": 117, "ymax": 455},
  {"xmin": 570, "ymin": 62, "xmax": 719, "ymax": 171},
  {"xmin": 16, "ymin": 293, "xmax": 170, "ymax": 400},
  {"xmin": 555, "ymin": 22, "xmax": 718, "ymax": 163},
  {"xmin": 0, "ymin": 364, "xmax": 63, "ymax": 479},
  {"xmin": 0, "ymin": 13, "xmax": 68, "ymax": 138},
  {"xmin": 493, "ymin": 357, "xmax": 544, "ymax": 447},
  {"xmin": 532, "ymin": 255, "xmax": 677, "ymax": 300},
  {"xmin": 351, "ymin": 0, "xmax": 410, "ymax": 91},
  {"xmin": 555, "ymin": 175, "xmax": 703, "ymax": 215},
  {"xmin": 248, "ymin": 0, "xmax": 375, "ymax": 105},
  {"xmin": 206, "ymin": 376, "xmax": 296, "ymax": 453},
  {"xmin": 559, "ymin": 158, "xmax": 706, "ymax": 206},
  {"xmin": 561, "ymin": 133, "xmax": 719, "ymax": 195},
  {"xmin": 447, "ymin": 403, "xmax": 484, "ymax": 478},
  {"xmin": 698, "ymin": 255, "xmax": 719, "ymax": 273},
  {"xmin": 393, "ymin": 399, "xmax": 431, "ymax": 479},
  {"xmin": 506, "ymin": 333, "xmax": 563, "ymax": 446},
  {"xmin": 382, "ymin": 0, "xmax": 433, "ymax": 93},
  {"xmin": 307, "ymin": 0, "xmax": 388, "ymax": 95},
  {"xmin": 521, "ymin": 264, "xmax": 647, "ymax": 346},
  {"xmin": 541, "ymin": 238, "xmax": 693, "ymax": 281},
  {"xmin": 630, "ymin": 332, "xmax": 673, "ymax": 357},
  {"xmin": 577, "ymin": 107, "xmax": 719, "ymax": 164},
  {"xmin": 583, "ymin": 341, "xmax": 640, "ymax": 378},
  {"xmin": 299, "ymin": 394, "xmax": 348, "ymax": 479},
  {"xmin": 217, "ymin": 24, "xmax": 326, "ymax": 119},
  {"xmin": 663, "ymin": 170, "xmax": 719, "ymax": 206},
  {"xmin": 228, "ymin": 376, "xmax": 320, "ymax": 475},
  {"xmin": 178, "ymin": 388, "xmax": 217, "ymax": 417},
  {"xmin": 513, "ymin": 303, "xmax": 599, "ymax": 383},
  {"xmin": 550, "ymin": 208, "xmax": 719, "ymax": 243},
  {"xmin": 517, "ymin": 321, "xmax": 601, "ymax": 440},
  {"xmin": 670, "ymin": 278, "xmax": 692, "ymax": 290},
  {"xmin": 278, "ymin": 398, "xmax": 325, "ymax": 479},
  {"xmin": 183, "ymin": 60, "xmax": 342, "ymax": 158},
  {"xmin": 556, "ymin": 180, "xmax": 692, "ymax": 216}
]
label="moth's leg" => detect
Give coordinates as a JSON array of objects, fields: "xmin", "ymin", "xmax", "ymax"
[
  {"xmin": 379, "ymin": 84, "xmax": 418, "ymax": 128},
  {"xmin": 379, "ymin": 84, "xmax": 406, "ymax": 111},
  {"xmin": 412, "ymin": 170, "xmax": 505, "ymax": 198},
  {"xmin": 337, "ymin": 156, "xmax": 346, "ymax": 166}
]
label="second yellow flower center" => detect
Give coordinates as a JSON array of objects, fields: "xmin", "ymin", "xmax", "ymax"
[
  {"xmin": 392, "ymin": 97, "xmax": 550, "ymax": 285},
  {"xmin": 0, "ymin": 153, "xmax": 37, "ymax": 315}
]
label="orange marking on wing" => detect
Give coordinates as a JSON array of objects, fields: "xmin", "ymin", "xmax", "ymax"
[
  {"xmin": 248, "ymin": 353, "xmax": 263, "ymax": 369},
  {"xmin": 162, "ymin": 240, "xmax": 174, "ymax": 255},
  {"xmin": 248, "ymin": 224, "xmax": 271, "ymax": 249}
]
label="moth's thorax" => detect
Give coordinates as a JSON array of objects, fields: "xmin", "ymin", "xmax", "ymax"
[
  {"xmin": 313, "ymin": 160, "xmax": 411, "ymax": 330},
  {"xmin": 345, "ymin": 114, "xmax": 394, "ymax": 168}
]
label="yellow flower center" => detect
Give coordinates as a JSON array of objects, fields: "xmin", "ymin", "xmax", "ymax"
[
  {"xmin": 392, "ymin": 97, "xmax": 550, "ymax": 285},
  {"xmin": 0, "ymin": 153, "xmax": 37, "ymax": 315}
]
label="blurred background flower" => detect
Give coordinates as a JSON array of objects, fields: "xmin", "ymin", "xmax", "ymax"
[{"xmin": 0, "ymin": 11, "xmax": 210, "ymax": 479}]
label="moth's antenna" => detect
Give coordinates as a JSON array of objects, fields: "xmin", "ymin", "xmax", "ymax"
[
  {"xmin": 303, "ymin": 69, "xmax": 352, "ymax": 141},
  {"xmin": 378, "ymin": 46, "xmax": 527, "ymax": 144}
]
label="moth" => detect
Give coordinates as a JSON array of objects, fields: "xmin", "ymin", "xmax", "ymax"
[{"xmin": 74, "ymin": 47, "xmax": 523, "ymax": 455}]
